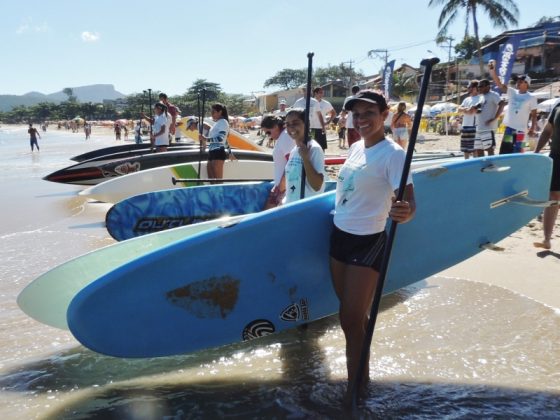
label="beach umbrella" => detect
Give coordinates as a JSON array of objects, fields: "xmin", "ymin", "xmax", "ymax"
[
  {"xmin": 409, "ymin": 104, "xmax": 431, "ymax": 116},
  {"xmin": 430, "ymin": 102, "xmax": 458, "ymax": 116},
  {"xmin": 537, "ymin": 98, "xmax": 560, "ymax": 113}
]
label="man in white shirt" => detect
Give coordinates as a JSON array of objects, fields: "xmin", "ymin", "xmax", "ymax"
[
  {"xmin": 475, "ymin": 79, "xmax": 505, "ymax": 156},
  {"xmin": 458, "ymin": 80, "xmax": 482, "ymax": 159},
  {"xmin": 310, "ymin": 87, "xmax": 335, "ymax": 150},
  {"xmin": 489, "ymin": 63, "xmax": 538, "ymax": 154}
]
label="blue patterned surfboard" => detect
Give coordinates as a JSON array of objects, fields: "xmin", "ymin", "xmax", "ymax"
[{"xmin": 106, "ymin": 181, "xmax": 337, "ymax": 241}]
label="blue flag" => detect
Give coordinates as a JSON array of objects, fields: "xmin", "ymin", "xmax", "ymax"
[
  {"xmin": 383, "ymin": 60, "xmax": 395, "ymax": 99},
  {"xmin": 493, "ymin": 35, "xmax": 521, "ymax": 93}
]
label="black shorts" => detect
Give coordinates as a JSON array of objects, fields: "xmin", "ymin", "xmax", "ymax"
[
  {"xmin": 329, "ymin": 225, "xmax": 387, "ymax": 272},
  {"xmin": 313, "ymin": 128, "xmax": 327, "ymax": 150},
  {"xmin": 208, "ymin": 147, "xmax": 227, "ymax": 161},
  {"xmin": 551, "ymin": 154, "xmax": 560, "ymax": 192}
]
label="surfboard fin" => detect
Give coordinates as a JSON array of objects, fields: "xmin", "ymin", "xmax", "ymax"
[{"xmin": 480, "ymin": 242, "xmax": 505, "ymax": 251}]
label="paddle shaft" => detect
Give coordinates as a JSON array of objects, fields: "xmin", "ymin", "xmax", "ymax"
[
  {"xmin": 350, "ymin": 56, "xmax": 440, "ymax": 409},
  {"xmin": 172, "ymin": 177, "xmax": 271, "ymax": 185},
  {"xmin": 300, "ymin": 52, "xmax": 314, "ymax": 199},
  {"xmin": 148, "ymin": 89, "xmax": 153, "ymax": 151},
  {"xmin": 197, "ymin": 91, "xmax": 204, "ymax": 179}
]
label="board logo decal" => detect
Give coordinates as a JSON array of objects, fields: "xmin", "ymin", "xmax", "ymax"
[
  {"xmin": 166, "ymin": 276, "xmax": 240, "ymax": 319},
  {"xmin": 242, "ymin": 319, "xmax": 275, "ymax": 341},
  {"xmin": 280, "ymin": 299, "xmax": 309, "ymax": 322},
  {"xmin": 133, "ymin": 216, "xmax": 215, "ymax": 233},
  {"xmin": 114, "ymin": 161, "xmax": 141, "ymax": 175}
]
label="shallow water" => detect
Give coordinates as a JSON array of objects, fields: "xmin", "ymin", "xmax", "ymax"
[{"xmin": 1, "ymin": 126, "xmax": 559, "ymax": 419}]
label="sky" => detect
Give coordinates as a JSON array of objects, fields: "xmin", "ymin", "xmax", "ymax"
[{"xmin": 0, "ymin": 0, "xmax": 556, "ymax": 97}]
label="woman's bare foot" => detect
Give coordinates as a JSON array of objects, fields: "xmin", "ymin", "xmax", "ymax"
[{"xmin": 533, "ymin": 240, "xmax": 551, "ymax": 250}]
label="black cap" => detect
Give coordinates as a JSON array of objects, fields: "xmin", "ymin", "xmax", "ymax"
[{"xmin": 344, "ymin": 90, "xmax": 388, "ymax": 111}]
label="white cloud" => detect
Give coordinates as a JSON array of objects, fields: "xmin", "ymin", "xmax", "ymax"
[
  {"xmin": 81, "ymin": 31, "xmax": 100, "ymax": 43},
  {"xmin": 16, "ymin": 18, "xmax": 50, "ymax": 35}
]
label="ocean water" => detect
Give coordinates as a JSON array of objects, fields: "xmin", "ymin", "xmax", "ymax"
[{"xmin": 0, "ymin": 125, "xmax": 559, "ymax": 419}]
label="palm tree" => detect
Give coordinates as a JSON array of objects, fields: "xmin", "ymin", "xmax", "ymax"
[{"xmin": 428, "ymin": 0, "xmax": 519, "ymax": 76}]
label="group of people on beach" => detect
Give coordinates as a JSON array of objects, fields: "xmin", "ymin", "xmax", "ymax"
[{"xmin": 456, "ymin": 61, "xmax": 538, "ymax": 159}]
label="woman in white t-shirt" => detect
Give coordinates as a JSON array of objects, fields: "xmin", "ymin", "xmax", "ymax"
[
  {"xmin": 329, "ymin": 90, "xmax": 415, "ymax": 403},
  {"xmin": 151, "ymin": 103, "xmax": 169, "ymax": 152},
  {"xmin": 283, "ymin": 108, "xmax": 325, "ymax": 203},
  {"xmin": 199, "ymin": 103, "xmax": 230, "ymax": 182},
  {"xmin": 260, "ymin": 115, "xmax": 296, "ymax": 209}
]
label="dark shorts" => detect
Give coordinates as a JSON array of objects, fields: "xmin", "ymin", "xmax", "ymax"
[
  {"xmin": 313, "ymin": 128, "xmax": 327, "ymax": 150},
  {"xmin": 551, "ymin": 154, "xmax": 560, "ymax": 192},
  {"xmin": 208, "ymin": 147, "xmax": 227, "ymax": 161},
  {"xmin": 329, "ymin": 225, "xmax": 387, "ymax": 272}
]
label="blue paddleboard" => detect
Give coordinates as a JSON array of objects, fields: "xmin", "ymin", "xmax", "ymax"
[
  {"xmin": 67, "ymin": 154, "xmax": 552, "ymax": 358},
  {"xmin": 106, "ymin": 181, "xmax": 337, "ymax": 241}
]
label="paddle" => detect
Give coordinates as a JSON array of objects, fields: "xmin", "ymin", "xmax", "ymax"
[
  {"xmin": 172, "ymin": 177, "xmax": 272, "ymax": 185},
  {"xmin": 300, "ymin": 52, "xmax": 314, "ymax": 199},
  {"xmin": 148, "ymin": 88, "xmax": 153, "ymax": 152},
  {"xmin": 198, "ymin": 89, "xmax": 207, "ymax": 183},
  {"xmin": 349, "ymin": 56, "xmax": 440, "ymax": 410}
]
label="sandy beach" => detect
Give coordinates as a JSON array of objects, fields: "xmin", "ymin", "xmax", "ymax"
[{"xmin": 0, "ymin": 123, "xmax": 559, "ymax": 418}]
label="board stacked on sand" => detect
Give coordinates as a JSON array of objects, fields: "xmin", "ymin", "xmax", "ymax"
[
  {"xmin": 70, "ymin": 142, "xmax": 197, "ymax": 162},
  {"xmin": 44, "ymin": 149, "xmax": 273, "ymax": 185},
  {"xmin": 106, "ymin": 181, "xmax": 337, "ymax": 241},
  {"xmin": 17, "ymin": 215, "xmax": 248, "ymax": 330},
  {"xmin": 66, "ymin": 154, "xmax": 552, "ymax": 357},
  {"xmin": 80, "ymin": 159, "xmax": 276, "ymax": 203}
]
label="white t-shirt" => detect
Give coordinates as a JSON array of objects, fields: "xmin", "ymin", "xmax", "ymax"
[
  {"xmin": 343, "ymin": 95, "xmax": 355, "ymax": 128},
  {"xmin": 272, "ymin": 129, "xmax": 296, "ymax": 186},
  {"xmin": 207, "ymin": 118, "xmax": 230, "ymax": 151},
  {"xmin": 503, "ymin": 86, "xmax": 537, "ymax": 132},
  {"xmin": 333, "ymin": 139, "xmax": 413, "ymax": 235},
  {"xmin": 460, "ymin": 95, "xmax": 482, "ymax": 127},
  {"xmin": 153, "ymin": 114, "xmax": 168, "ymax": 146},
  {"xmin": 313, "ymin": 99, "xmax": 334, "ymax": 129},
  {"xmin": 292, "ymin": 97, "xmax": 321, "ymax": 128},
  {"xmin": 477, "ymin": 91, "xmax": 503, "ymax": 131},
  {"xmin": 284, "ymin": 139, "xmax": 325, "ymax": 203}
]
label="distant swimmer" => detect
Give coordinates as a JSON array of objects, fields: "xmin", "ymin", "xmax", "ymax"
[{"xmin": 28, "ymin": 123, "xmax": 41, "ymax": 151}]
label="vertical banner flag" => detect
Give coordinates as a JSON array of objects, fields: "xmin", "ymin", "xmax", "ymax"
[
  {"xmin": 493, "ymin": 35, "xmax": 521, "ymax": 93},
  {"xmin": 383, "ymin": 60, "xmax": 395, "ymax": 99}
]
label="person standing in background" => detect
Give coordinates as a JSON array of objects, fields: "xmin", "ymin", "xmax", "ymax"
[
  {"xmin": 199, "ymin": 103, "xmax": 230, "ymax": 182},
  {"xmin": 150, "ymin": 103, "xmax": 169, "ymax": 152},
  {"xmin": 311, "ymin": 87, "xmax": 336, "ymax": 151},
  {"xmin": 28, "ymin": 123, "xmax": 41, "ymax": 152},
  {"xmin": 458, "ymin": 80, "xmax": 482, "ymax": 159},
  {"xmin": 159, "ymin": 93, "xmax": 180, "ymax": 143},
  {"xmin": 390, "ymin": 102, "xmax": 413, "ymax": 150},
  {"xmin": 475, "ymin": 79, "xmax": 505, "ymax": 157},
  {"xmin": 489, "ymin": 62, "xmax": 537, "ymax": 154}
]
